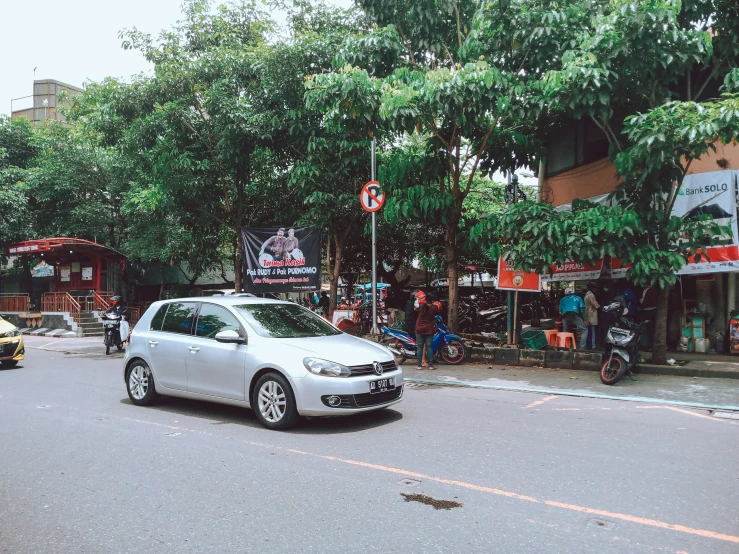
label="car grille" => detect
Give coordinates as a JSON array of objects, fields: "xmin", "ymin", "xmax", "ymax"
[
  {"xmin": 321, "ymin": 386, "xmax": 403, "ymax": 409},
  {"xmin": 0, "ymin": 341, "xmax": 19, "ymax": 358},
  {"xmin": 354, "ymin": 387, "xmax": 403, "ymax": 407},
  {"xmin": 348, "ymin": 361, "xmax": 397, "ymax": 377}
]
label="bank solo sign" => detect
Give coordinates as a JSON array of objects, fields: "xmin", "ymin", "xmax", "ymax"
[
  {"xmin": 672, "ymin": 170, "xmax": 739, "ymax": 275},
  {"xmin": 242, "ymin": 227, "xmax": 322, "ymax": 293},
  {"xmin": 496, "ymin": 257, "xmax": 541, "ymax": 292}
]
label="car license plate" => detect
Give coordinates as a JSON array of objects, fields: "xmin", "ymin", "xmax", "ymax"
[{"xmin": 369, "ymin": 377, "xmax": 395, "ymax": 394}]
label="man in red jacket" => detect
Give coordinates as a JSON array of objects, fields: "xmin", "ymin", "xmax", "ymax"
[{"xmin": 414, "ymin": 291, "xmax": 440, "ymax": 370}]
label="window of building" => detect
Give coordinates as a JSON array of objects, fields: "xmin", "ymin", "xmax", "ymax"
[{"xmin": 546, "ymin": 119, "xmax": 610, "ymax": 177}]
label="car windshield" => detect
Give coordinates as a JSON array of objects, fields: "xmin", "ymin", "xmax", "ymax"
[{"xmin": 234, "ymin": 303, "xmax": 341, "ymax": 338}]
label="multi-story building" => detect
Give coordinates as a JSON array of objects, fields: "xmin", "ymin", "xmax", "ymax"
[{"xmin": 10, "ymin": 79, "xmax": 83, "ymax": 124}]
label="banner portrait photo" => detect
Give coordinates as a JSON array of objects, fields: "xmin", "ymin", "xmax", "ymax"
[{"xmin": 241, "ymin": 227, "xmax": 322, "ymax": 293}]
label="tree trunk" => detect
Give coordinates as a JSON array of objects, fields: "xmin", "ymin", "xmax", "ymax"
[
  {"xmin": 652, "ymin": 285, "xmax": 671, "ymax": 365},
  {"xmin": 328, "ymin": 236, "xmax": 345, "ymax": 319},
  {"xmin": 234, "ymin": 231, "xmax": 243, "ymax": 293},
  {"xmin": 445, "ymin": 220, "xmax": 460, "ymax": 333}
]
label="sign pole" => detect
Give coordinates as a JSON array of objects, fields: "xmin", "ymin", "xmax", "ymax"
[{"xmin": 371, "ymin": 137, "xmax": 378, "ymax": 335}]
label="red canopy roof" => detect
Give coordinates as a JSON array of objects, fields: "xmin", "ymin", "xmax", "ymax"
[{"xmin": 5, "ymin": 238, "xmax": 127, "ymax": 266}]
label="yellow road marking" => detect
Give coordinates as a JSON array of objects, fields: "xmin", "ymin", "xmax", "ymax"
[
  {"xmin": 124, "ymin": 417, "xmax": 739, "ymax": 545},
  {"xmin": 525, "ymin": 394, "xmax": 558, "ymax": 408}
]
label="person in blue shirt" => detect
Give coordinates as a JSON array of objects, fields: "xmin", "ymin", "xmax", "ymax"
[{"xmin": 559, "ymin": 286, "xmax": 588, "ymax": 349}]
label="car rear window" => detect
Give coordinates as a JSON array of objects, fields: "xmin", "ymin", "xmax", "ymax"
[
  {"xmin": 149, "ymin": 305, "xmax": 168, "ymax": 331},
  {"xmin": 234, "ymin": 303, "xmax": 341, "ymax": 338},
  {"xmin": 160, "ymin": 302, "xmax": 197, "ymax": 335}
]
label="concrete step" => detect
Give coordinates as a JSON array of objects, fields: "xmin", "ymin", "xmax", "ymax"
[
  {"xmin": 81, "ymin": 331, "xmax": 105, "ymax": 337},
  {"xmin": 79, "ymin": 322, "xmax": 104, "ymax": 329}
]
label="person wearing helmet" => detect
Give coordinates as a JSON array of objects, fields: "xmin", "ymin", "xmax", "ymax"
[
  {"xmin": 104, "ymin": 295, "xmax": 131, "ymax": 347},
  {"xmin": 559, "ymin": 286, "xmax": 588, "ymax": 349},
  {"xmin": 105, "ymin": 296, "xmax": 130, "ymax": 319}
]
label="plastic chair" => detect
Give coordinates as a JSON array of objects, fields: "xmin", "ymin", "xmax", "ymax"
[
  {"xmin": 557, "ymin": 332, "xmax": 576, "ymax": 349},
  {"xmin": 542, "ymin": 330, "xmax": 558, "ymax": 347}
]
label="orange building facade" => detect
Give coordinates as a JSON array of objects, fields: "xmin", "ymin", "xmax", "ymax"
[{"xmin": 541, "ymin": 139, "xmax": 739, "ymax": 348}]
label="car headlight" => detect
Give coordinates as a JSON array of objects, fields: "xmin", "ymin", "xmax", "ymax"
[
  {"xmin": 303, "ymin": 357, "xmax": 350, "ymax": 377},
  {"xmin": 0, "ymin": 329, "xmax": 20, "ymax": 338}
]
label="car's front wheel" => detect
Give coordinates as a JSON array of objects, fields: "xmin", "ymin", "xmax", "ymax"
[
  {"xmin": 126, "ymin": 360, "xmax": 160, "ymax": 406},
  {"xmin": 252, "ymin": 372, "xmax": 299, "ymax": 430},
  {"xmin": 1, "ymin": 360, "xmax": 18, "ymax": 368}
]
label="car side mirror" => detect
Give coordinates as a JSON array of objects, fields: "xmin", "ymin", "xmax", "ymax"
[{"xmin": 215, "ymin": 330, "xmax": 246, "ymax": 344}]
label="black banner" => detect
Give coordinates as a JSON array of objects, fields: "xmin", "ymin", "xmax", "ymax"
[{"xmin": 241, "ymin": 227, "xmax": 322, "ymax": 293}]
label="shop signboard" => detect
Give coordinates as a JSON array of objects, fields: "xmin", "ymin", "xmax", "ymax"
[
  {"xmin": 31, "ymin": 261, "xmax": 54, "ymax": 278},
  {"xmin": 540, "ymin": 260, "xmax": 604, "ymax": 282},
  {"xmin": 241, "ymin": 227, "xmax": 322, "ymax": 293},
  {"xmin": 496, "ymin": 257, "xmax": 541, "ymax": 292},
  {"xmin": 601, "ymin": 257, "xmax": 631, "ymax": 280},
  {"xmin": 672, "ymin": 170, "xmax": 739, "ymax": 275}
]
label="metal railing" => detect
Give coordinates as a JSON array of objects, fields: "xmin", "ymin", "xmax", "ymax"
[
  {"xmin": 42, "ymin": 292, "xmax": 81, "ymax": 323},
  {"xmin": 128, "ymin": 306, "xmax": 141, "ymax": 325},
  {"xmin": 94, "ymin": 291, "xmax": 113, "ymax": 311},
  {"xmin": 0, "ymin": 294, "xmax": 31, "ymax": 312}
]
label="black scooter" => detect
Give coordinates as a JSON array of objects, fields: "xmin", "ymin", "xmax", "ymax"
[
  {"xmin": 600, "ymin": 298, "xmax": 648, "ymax": 385},
  {"xmin": 103, "ymin": 312, "xmax": 124, "ymax": 355}
]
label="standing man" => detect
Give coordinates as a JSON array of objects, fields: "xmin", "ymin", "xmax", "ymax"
[
  {"xmin": 559, "ymin": 286, "xmax": 588, "ymax": 349},
  {"xmin": 260, "ymin": 228, "xmax": 287, "ymax": 261},
  {"xmin": 404, "ymin": 290, "xmax": 419, "ymax": 335},
  {"xmin": 284, "ymin": 228, "xmax": 299, "ymax": 259},
  {"xmin": 584, "ymin": 282, "xmax": 600, "ymax": 349},
  {"xmin": 317, "ymin": 291, "xmax": 330, "ymax": 316},
  {"xmin": 414, "ymin": 291, "xmax": 439, "ymax": 370}
]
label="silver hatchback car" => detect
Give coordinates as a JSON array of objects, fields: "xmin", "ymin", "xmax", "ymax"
[{"xmin": 123, "ymin": 297, "xmax": 403, "ymax": 429}]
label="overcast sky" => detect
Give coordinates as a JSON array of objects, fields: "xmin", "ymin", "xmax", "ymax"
[{"xmin": 1, "ymin": 0, "xmax": 352, "ymax": 117}]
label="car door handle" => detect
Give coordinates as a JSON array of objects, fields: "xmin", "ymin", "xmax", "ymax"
[
  {"xmin": 148, "ymin": 341, "xmax": 159, "ymax": 347},
  {"xmin": 188, "ymin": 347, "xmax": 200, "ymax": 353}
]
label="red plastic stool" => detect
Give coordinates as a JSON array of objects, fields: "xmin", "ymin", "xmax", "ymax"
[
  {"xmin": 557, "ymin": 332, "xmax": 576, "ymax": 349},
  {"xmin": 542, "ymin": 330, "xmax": 558, "ymax": 347}
]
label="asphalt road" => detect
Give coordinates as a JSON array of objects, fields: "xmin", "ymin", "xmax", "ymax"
[{"xmin": 1, "ymin": 339, "xmax": 738, "ymax": 553}]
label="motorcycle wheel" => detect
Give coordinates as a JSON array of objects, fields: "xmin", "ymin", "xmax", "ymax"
[
  {"xmin": 440, "ymin": 339, "xmax": 466, "ymax": 364},
  {"xmin": 600, "ymin": 354, "xmax": 626, "ymax": 385},
  {"xmin": 106, "ymin": 342, "xmax": 110, "ymax": 356},
  {"xmin": 382, "ymin": 338, "xmax": 407, "ymax": 365}
]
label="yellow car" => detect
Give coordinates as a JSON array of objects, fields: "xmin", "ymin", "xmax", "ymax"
[{"xmin": 0, "ymin": 315, "xmax": 24, "ymax": 368}]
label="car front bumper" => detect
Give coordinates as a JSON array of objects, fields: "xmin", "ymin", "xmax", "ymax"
[
  {"xmin": 294, "ymin": 369, "xmax": 404, "ymax": 416},
  {"xmin": 0, "ymin": 336, "xmax": 25, "ymax": 361}
]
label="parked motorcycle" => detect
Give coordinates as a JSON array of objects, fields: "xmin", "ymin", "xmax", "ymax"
[
  {"xmin": 103, "ymin": 313, "xmax": 125, "ymax": 355},
  {"xmin": 381, "ymin": 315, "xmax": 466, "ymax": 365},
  {"xmin": 600, "ymin": 298, "xmax": 648, "ymax": 385}
]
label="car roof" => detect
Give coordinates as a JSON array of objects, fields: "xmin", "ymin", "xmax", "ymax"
[{"xmin": 159, "ymin": 296, "xmax": 289, "ymax": 306}]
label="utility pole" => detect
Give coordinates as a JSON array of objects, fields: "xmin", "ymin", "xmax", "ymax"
[
  {"xmin": 371, "ymin": 137, "xmax": 378, "ymax": 335},
  {"xmin": 506, "ymin": 170, "xmax": 520, "ymax": 345}
]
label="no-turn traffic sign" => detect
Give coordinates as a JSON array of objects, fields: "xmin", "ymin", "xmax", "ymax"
[{"xmin": 360, "ymin": 181, "xmax": 385, "ymax": 212}]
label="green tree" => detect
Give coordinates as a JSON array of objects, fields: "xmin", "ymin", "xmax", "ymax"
[
  {"xmin": 482, "ymin": 0, "xmax": 739, "ymax": 364},
  {"xmin": 481, "ymin": 94, "xmax": 739, "ymax": 364},
  {"xmin": 304, "ymin": 0, "xmax": 588, "ymax": 331},
  {"xmin": 0, "ymin": 117, "xmax": 34, "ymax": 248}
]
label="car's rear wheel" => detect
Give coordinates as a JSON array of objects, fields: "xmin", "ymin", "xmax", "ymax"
[
  {"xmin": 126, "ymin": 360, "xmax": 160, "ymax": 405},
  {"xmin": 252, "ymin": 372, "xmax": 299, "ymax": 430},
  {"xmin": 1, "ymin": 360, "xmax": 18, "ymax": 368}
]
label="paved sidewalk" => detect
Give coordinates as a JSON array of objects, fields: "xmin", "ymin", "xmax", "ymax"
[{"xmin": 402, "ymin": 362, "xmax": 739, "ymax": 411}]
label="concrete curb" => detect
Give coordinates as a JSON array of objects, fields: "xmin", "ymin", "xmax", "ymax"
[{"xmin": 467, "ymin": 346, "xmax": 739, "ymax": 379}]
